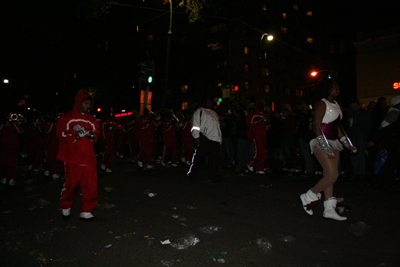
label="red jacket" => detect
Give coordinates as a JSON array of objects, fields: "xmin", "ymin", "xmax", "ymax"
[
  {"xmin": 162, "ymin": 118, "xmax": 178, "ymax": 141},
  {"xmin": 0, "ymin": 122, "xmax": 23, "ymax": 151},
  {"xmin": 137, "ymin": 115, "xmax": 157, "ymax": 140},
  {"xmin": 246, "ymin": 100, "xmax": 270, "ymax": 140},
  {"xmin": 180, "ymin": 118, "xmax": 194, "ymax": 143},
  {"xmin": 56, "ymin": 91, "xmax": 100, "ymax": 166},
  {"xmin": 125, "ymin": 120, "xmax": 139, "ymax": 141}
]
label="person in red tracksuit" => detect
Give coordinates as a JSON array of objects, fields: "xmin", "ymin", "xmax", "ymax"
[
  {"xmin": 57, "ymin": 91, "xmax": 100, "ymax": 222},
  {"xmin": 125, "ymin": 114, "xmax": 139, "ymax": 163},
  {"xmin": 114, "ymin": 119, "xmax": 124, "ymax": 158},
  {"xmin": 246, "ymin": 100, "xmax": 271, "ymax": 174},
  {"xmin": 100, "ymin": 119, "xmax": 114, "ymax": 173},
  {"xmin": 0, "ymin": 118, "xmax": 23, "ymax": 186},
  {"xmin": 41, "ymin": 118, "xmax": 61, "ymax": 180},
  {"xmin": 137, "ymin": 109, "xmax": 157, "ymax": 169},
  {"xmin": 161, "ymin": 112, "xmax": 179, "ymax": 167},
  {"xmin": 180, "ymin": 110, "xmax": 194, "ymax": 166}
]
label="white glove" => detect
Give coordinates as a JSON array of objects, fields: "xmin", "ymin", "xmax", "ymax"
[
  {"xmin": 73, "ymin": 124, "xmax": 85, "ymax": 132},
  {"xmin": 77, "ymin": 129, "xmax": 90, "ymax": 139}
]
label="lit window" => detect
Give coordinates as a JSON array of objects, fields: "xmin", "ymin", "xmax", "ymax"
[
  {"xmin": 262, "ymin": 68, "xmax": 269, "ymax": 76},
  {"xmin": 181, "ymin": 85, "xmax": 188, "ymax": 93},
  {"xmin": 218, "ymin": 82, "xmax": 223, "ymax": 87},
  {"xmin": 181, "ymin": 102, "xmax": 188, "ymax": 110},
  {"xmin": 245, "ymin": 81, "xmax": 250, "ymax": 90},
  {"xmin": 296, "ymin": 90, "xmax": 304, "ymax": 97},
  {"xmin": 244, "ymin": 46, "xmax": 250, "ymax": 54},
  {"xmin": 282, "ymin": 13, "xmax": 287, "ymax": 19},
  {"xmin": 264, "ymin": 84, "xmax": 270, "ymax": 92},
  {"xmin": 244, "ymin": 64, "xmax": 249, "ymax": 72},
  {"xmin": 263, "ymin": 5, "xmax": 267, "ymax": 11},
  {"xmin": 293, "ymin": 4, "xmax": 298, "ymax": 10},
  {"xmin": 307, "ymin": 10, "xmax": 312, "ymax": 16},
  {"xmin": 307, "ymin": 37, "xmax": 314, "ymax": 43},
  {"xmin": 147, "ymin": 35, "xmax": 153, "ymax": 41},
  {"xmin": 281, "ymin": 27, "xmax": 287, "ymax": 34}
]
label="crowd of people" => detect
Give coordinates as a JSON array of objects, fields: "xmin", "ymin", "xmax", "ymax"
[{"xmin": 1, "ymin": 75, "xmax": 399, "ymax": 221}]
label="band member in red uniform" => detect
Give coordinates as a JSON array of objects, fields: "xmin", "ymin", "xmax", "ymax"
[
  {"xmin": 137, "ymin": 109, "xmax": 157, "ymax": 169},
  {"xmin": 161, "ymin": 112, "xmax": 179, "ymax": 167},
  {"xmin": 57, "ymin": 91, "xmax": 100, "ymax": 221},
  {"xmin": 0, "ymin": 115, "xmax": 23, "ymax": 186},
  {"xmin": 246, "ymin": 100, "xmax": 271, "ymax": 174},
  {"xmin": 180, "ymin": 110, "xmax": 194, "ymax": 166},
  {"xmin": 41, "ymin": 117, "xmax": 61, "ymax": 180},
  {"xmin": 100, "ymin": 118, "xmax": 114, "ymax": 173},
  {"xmin": 125, "ymin": 114, "xmax": 139, "ymax": 163},
  {"xmin": 114, "ymin": 118, "xmax": 125, "ymax": 158}
]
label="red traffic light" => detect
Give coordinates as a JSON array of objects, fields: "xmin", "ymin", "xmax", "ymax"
[{"xmin": 232, "ymin": 86, "xmax": 239, "ymax": 92}]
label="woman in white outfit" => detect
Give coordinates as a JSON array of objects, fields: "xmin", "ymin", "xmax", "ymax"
[{"xmin": 300, "ymin": 74, "xmax": 357, "ymax": 221}]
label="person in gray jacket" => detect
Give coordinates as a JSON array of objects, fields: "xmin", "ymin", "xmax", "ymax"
[{"xmin": 187, "ymin": 99, "xmax": 222, "ymax": 182}]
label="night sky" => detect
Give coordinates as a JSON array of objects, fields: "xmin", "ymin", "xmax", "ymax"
[{"xmin": 1, "ymin": 0, "xmax": 399, "ymax": 117}]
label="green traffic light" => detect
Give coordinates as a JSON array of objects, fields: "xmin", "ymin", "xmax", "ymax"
[
  {"xmin": 218, "ymin": 98, "xmax": 222, "ymax": 102},
  {"xmin": 148, "ymin": 76, "xmax": 153, "ymax": 84}
]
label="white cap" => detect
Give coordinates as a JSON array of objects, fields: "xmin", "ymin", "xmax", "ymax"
[{"xmin": 391, "ymin": 96, "xmax": 400, "ymax": 107}]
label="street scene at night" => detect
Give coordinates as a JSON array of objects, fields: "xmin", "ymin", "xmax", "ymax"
[{"xmin": 1, "ymin": 0, "xmax": 400, "ymax": 266}]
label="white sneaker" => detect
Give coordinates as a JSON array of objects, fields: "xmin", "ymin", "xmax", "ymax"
[
  {"xmin": 247, "ymin": 164, "xmax": 254, "ymax": 172},
  {"xmin": 79, "ymin": 212, "xmax": 94, "ymax": 219},
  {"xmin": 8, "ymin": 179, "xmax": 15, "ymax": 186},
  {"xmin": 44, "ymin": 170, "xmax": 50, "ymax": 177},
  {"xmin": 256, "ymin": 170, "xmax": 265, "ymax": 174},
  {"xmin": 186, "ymin": 161, "xmax": 191, "ymax": 166},
  {"xmin": 181, "ymin": 157, "xmax": 185, "ymax": 163},
  {"xmin": 101, "ymin": 164, "xmax": 106, "ymax": 171},
  {"xmin": 52, "ymin": 173, "xmax": 60, "ymax": 180},
  {"xmin": 106, "ymin": 168, "xmax": 112, "ymax": 173},
  {"xmin": 171, "ymin": 163, "xmax": 178, "ymax": 167},
  {"xmin": 62, "ymin": 208, "xmax": 71, "ymax": 216},
  {"xmin": 1, "ymin": 178, "xmax": 7, "ymax": 185},
  {"xmin": 138, "ymin": 161, "xmax": 143, "ymax": 167},
  {"xmin": 146, "ymin": 165, "xmax": 153, "ymax": 169},
  {"xmin": 161, "ymin": 162, "xmax": 166, "ymax": 167}
]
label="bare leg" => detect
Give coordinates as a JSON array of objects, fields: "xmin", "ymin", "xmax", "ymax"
[{"xmin": 312, "ymin": 149, "xmax": 340, "ymax": 199}]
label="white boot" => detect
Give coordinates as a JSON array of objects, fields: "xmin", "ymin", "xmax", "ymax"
[
  {"xmin": 323, "ymin": 197, "xmax": 347, "ymax": 221},
  {"xmin": 1, "ymin": 178, "xmax": 7, "ymax": 185},
  {"xmin": 300, "ymin": 189, "xmax": 321, "ymax": 215},
  {"xmin": 138, "ymin": 161, "xmax": 143, "ymax": 167},
  {"xmin": 44, "ymin": 170, "xmax": 50, "ymax": 177},
  {"xmin": 101, "ymin": 164, "xmax": 106, "ymax": 171}
]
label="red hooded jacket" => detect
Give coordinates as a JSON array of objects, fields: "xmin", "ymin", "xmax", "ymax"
[
  {"xmin": 56, "ymin": 91, "xmax": 100, "ymax": 166},
  {"xmin": 246, "ymin": 100, "xmax": 270, "ymax": 140}
]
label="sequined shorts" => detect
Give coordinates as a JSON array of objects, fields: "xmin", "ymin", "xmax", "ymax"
[{"xmin": 309, "ymin": 138, "xmax": 343, "ymax": 154}]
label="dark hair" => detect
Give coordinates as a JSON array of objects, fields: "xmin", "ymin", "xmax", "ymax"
[{"xmin": 316, "ymin": 73, "xmax": 338, "ymax": 99}]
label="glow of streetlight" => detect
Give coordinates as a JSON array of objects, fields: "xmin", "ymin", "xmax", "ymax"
[
  {"xmin": 3, "ymin": 79, "xmax": 9, "ymax": 84},
  {"xmin": 267, "ymin": 35, "xmax": 274, "ymax": 41},
  {"xmin": 311, "ymin": 71, "xmax": 318, "ymax": 77}
]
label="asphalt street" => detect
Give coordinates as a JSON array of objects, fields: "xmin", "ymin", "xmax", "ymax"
[{"xmin": 1, "ymin": 156, "xmax": 399, "ymax": 267}]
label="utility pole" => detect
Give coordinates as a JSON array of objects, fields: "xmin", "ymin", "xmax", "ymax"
[{"xmin": 162, "ymin": 0, "xmax": 173, "ymax": 108}]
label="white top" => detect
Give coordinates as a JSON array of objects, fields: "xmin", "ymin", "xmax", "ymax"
[
  {"xmin": 321, "ymin": 98, "xmax": 342, "ymax": 124},
  {"xmin": 191, "ymin": 107, "xmax": 222, "ymax": 143}
]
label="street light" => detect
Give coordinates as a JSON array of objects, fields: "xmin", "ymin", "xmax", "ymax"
[
  {"xmin": 258, "ymin": 33, "xmax": 274, "ymax": 98},
  {"xmin": 3, "ymin": 79, "xmax": 9, "ymax": 84},
  {"xmin": 310, "ymin": 70, "xmax": 337, "ymax": 78}
]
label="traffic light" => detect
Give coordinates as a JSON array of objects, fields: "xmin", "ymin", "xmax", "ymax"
[
  {"xmin": 232, "ymin": 85, "xmax": 239, "ymax": 92},
  {"xmin": 146, "ymin": 60, "xmax": 154, "ymax": 84},
  {"xmin": 97, "ymin": 108, "xmax": 101, "ymax": 112}
]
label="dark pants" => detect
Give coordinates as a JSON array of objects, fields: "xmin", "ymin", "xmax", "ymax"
[{"xmin": 187, "ymin": 135, "xmax": 220, "ymax": 181}]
